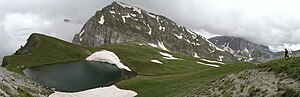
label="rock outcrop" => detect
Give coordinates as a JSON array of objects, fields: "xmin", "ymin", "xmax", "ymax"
[
  {"xmin": 192, "ymin": 69, "xmax": 300, "ymax": 97},
  {"xmin": 72, "ymin": 1, "xmax": 236, "ymax": 63},
  {"xmin": 209, "ymin": 36, "xmax": 300, "ymax": 63},
  {"xmin": 0, "ymin": 67, "xmax": 50, "ymax": 97}
]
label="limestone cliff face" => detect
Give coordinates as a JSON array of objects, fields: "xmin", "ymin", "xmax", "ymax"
[
  {"xmin": 72, "ymin": 1, "xmax": 236, "ymax": 63},
  {"xmin": 209, "ymin": 36, "xmax": 273, "ymax": 63},
  {"xmin": 209, "ymin": 36, "xmax": 300, "ymax": 63}
]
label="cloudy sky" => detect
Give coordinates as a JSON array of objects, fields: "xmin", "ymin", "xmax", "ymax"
[{"xmin": 1, "ymin": 0, "xmax": 300, "ymax": 62}]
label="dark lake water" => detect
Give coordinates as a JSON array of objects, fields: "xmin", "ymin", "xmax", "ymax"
[{"xmin": 24, "ymin": 61, "xmax": 135, "ymax": 92}]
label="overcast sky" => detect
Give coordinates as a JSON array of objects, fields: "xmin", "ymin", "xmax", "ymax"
[{"xmin": 1, "ymin": 0, "xmax": 300, "ymax": 62}]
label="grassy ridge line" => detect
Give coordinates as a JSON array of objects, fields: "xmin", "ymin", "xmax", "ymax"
[
  {"xmin": 258, "ymin": 57, "xmax": 300, "ymax": 80},
  {"xmin": 3, "ymin": 33, "xmax": 92, "ymax": 74}
]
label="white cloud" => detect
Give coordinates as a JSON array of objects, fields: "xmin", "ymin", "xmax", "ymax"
[
  {"xmin": 269, "ymin": 43, "xmax": 300, "ymax": 52},
  {"xmin": 0, "ymin": 13, "xmax": 56, "ymax": 62},
  {"xmin": 2, "ymin": 13, "xmax": 53, "ymax": 41},
  {"xmin": 195, "ymin": 29, "xmax": 220, "ymax": 39},
  {"xmin": 1, "ymin": 0, "xmax": 300, "ymax": 62}
]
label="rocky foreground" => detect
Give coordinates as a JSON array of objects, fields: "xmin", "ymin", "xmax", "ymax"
[
  {"xmin": 0, "ymin": 67, "xmax": 50, "ymax": 97},
  {"xmin": 191, "ymin": 69, "xmax": 300, "ymax": 97}
]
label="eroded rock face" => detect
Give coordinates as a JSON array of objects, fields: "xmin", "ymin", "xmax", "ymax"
[
  {"xmin": 193, "ymin": 69, "xmax": 300, "ymax": 97},
  {"xmin": 72, "ymin": 1, "xmax": 236, "ymax": 63},
  {"xmin": 209, "ymin": 36, "xmax": 300, "ymax": 63},
  {"xmin": 209, "ymin": 36, "xmax": 274, "ymax": 63},
  {"xmin": 0, "ymin": 67, "xmax": 50, "ymax": 97}
]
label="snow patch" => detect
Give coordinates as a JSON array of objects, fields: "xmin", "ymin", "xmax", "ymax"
[
  {"xmin": 136, "ymin": 26, "xmax": 141, "ymax": 30},
  {"xmin": 248, "ymin": 54, "xmax": 253, "ymax": 61},
  {"xmin": 215, "ymin": 47, "xmax": 225, "ymax": 52},
  {"xmin": 190, "ymin": 42, "xmax": 196, "ymax": 45},
  {"xmin": 86, "ymin": 50, "xmax": 132, "ymax": 71},
  {"xmin": 194, "ymin": 53, "xmax": 200, "ymax": 58},
  {"xmin": 49, "ymin": 85, "xmax": 137, "ymax": 97},
  {"xmin": 132, "ymin": 8, "xmax": 142, "ymax": 14},
  {"xmin": 185, "ymin": 39, "xmax": 191, "ymax": 43},
  {"xmin": 219, "ymin": 56, "xmax": 224, "ymax": 61},
  {"xmin": 185, "ymin": 28, "xmax": 197, "ymax": 39},
  {"xmin": 158, "ymin": 41, "xmax": 169, "ymax": 51},
  {"xmin": 238, "ymin": 58, "xmax": 243, "ymax": 60},
  {"xmin": 159, "ymin": 52, "xmax": 181, "ymax": 60},
  {"xmin": 223, "ymin": 43, "xmax": 234, "ymax": 53},
  {"xmin": 243, "ymin": 47, "xmax": 249, "ymax": 53},
  {"xmin": 149, "ymin": 42, "xmax": 170, "ymax": 52},
  {"xmin": 109, "ymin": 11, "xmax": 115, "ymax": 14},
  {"xmin": 148, "ymin": 43, "xmax": 158, "ymax": 48},
  {"xmin": 79, "ymin": 30, "xmax": 85, "ymax": 41},
  {"xmin": 147, "ymin": 13, "xmax": 156, "ymax": 18},
  {"xmin": 151, "ymin": 60, "xmax": 163, "ymax": 64},
  {"xmin": 116, "ymin": 2, "xmax": 142, "ymax": 14},
  {"xmin": 156, "ymin": 17, "xmax": 165, "ymax": 31},
  {"xmin": 200, "ymin": 59, "xmax": 225, "ymax": 65},
  {"xmin": 121, "ymin": 14, "xmax": 131, "ymax": 23},
  {"xmin": 147, "ymin": 24, "xmax": 152, "ymax": 35},
  {"xmin": 208, "ymin": 40, "xmax": 225, "ymax": 52},
  {"xmin": 130, "ymin": 13, "xmax": 136, "ymax": 17},
  {"xmin": 197, "ymin": 61, "xmax": 219, "ymax": 68},
  {"xmin": 174, "ymin": 33, "xmax": 183, "ymax": 39},
  {"xmin": 79, "ymin": 30, "xmax": 85, "ymax": 37},
  {"xmin": 201, "ymin": 36, "xmax": 225, "ymax": 52},
  {"xmin": 98, "ymin": 15, "xmax": 105, "ymax": 25},
  {"xmin": 159, "ymin": 26, "xmax": 165, "ymax": 31},
  {"xmin": 208, "ymin": 49, "xmax": 215, "ymax": 53}
]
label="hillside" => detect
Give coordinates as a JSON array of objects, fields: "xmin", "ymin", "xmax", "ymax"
[
  {"xmin": 2, "ymin": 33, "xmax": 92, "ymax": 74},
  {"xmin": 2, "ymin": 33, "xmax": 255, "ymax": 96},
  {"xmin": 190, "ymin": 57, "xmax": 300, "ymax": 96},
  {"xmin": 72, "ymin": 1, "xmax": 237, "ymax": 63}
]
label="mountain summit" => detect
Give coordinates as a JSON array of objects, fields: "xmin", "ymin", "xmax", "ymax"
[{"xmin": 72, "ymin": 1, "xmax": 236, "ymax": 63}]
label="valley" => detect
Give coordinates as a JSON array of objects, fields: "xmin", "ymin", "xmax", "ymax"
[{"xmin": 1, "ymin": 1, "xmax": 300, "ymax": 97}]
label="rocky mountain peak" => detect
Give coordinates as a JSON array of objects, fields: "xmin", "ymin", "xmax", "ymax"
[
  {"xmin": 209, "ymin": 36, "xmax": 273, "ymax": 63},
  {"xmin": 72, "ymin": 2, "xmax": 237, "ymax": 63}
]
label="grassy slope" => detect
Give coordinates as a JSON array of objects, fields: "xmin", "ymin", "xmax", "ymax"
[
  {"xmin": 3, "ymin": 33, "xmax": 255, "ymax": 96},
  {"xmin": 258, "ymin": 57, "xmax": 300, "ymax": 80},
  {"xmin": 3, "ymin": 33, "xmax": 92, "ymax": 74},
  {"xmin": 117, "ymin": 63, "xmax": 253, "ymax": 97}
]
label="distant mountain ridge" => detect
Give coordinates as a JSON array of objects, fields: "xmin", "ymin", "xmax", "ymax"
[
  {"xmin": 72, "ymin": 1, "xmax": 236, "ymax": 63},
  {"xmin": 209, "ymin": 36, "xmax": 300, "ymax": 63}
]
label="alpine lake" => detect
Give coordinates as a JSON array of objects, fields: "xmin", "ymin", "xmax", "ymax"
[{"xmin": 24, "ymin": 61, "xmax": 136, "ymax": 92}]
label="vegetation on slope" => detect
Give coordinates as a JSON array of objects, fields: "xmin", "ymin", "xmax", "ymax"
[
  {"xmin": 189, "ymin": 57, "xmax": 300, "ymax": 97},
  {"xmin": 2, "ymin": 33, "xmax": 255, "ymax": 96},
  {"xmin": 117, "ymin": 62, "xmax": 253, "ymax": 97},
  {"xmin": 258, "ymin": 57, "xmax": 300, "ymax": 80},
  {"xmin": 3, "ymin": 33, "xmax": 92, "ymax": 74}
]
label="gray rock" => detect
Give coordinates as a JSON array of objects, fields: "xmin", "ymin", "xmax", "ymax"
[
  {"xmin": 209, "ymin": 36, "xmax": 300, "ymax": 63},
  {"xmin": 192, "ymin": 69, "xmax": 300, "ymax": 97},
  {"xmin": 72, "ymin": 1, "xmax": 237, "ymax": 63},
  {"xmin": 0, "ymin": 67, "xmax": 49, "ymax": 97},
  {"xmin": 209, "ymin": 36, "xmax": 273, "ymax": 63}
]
